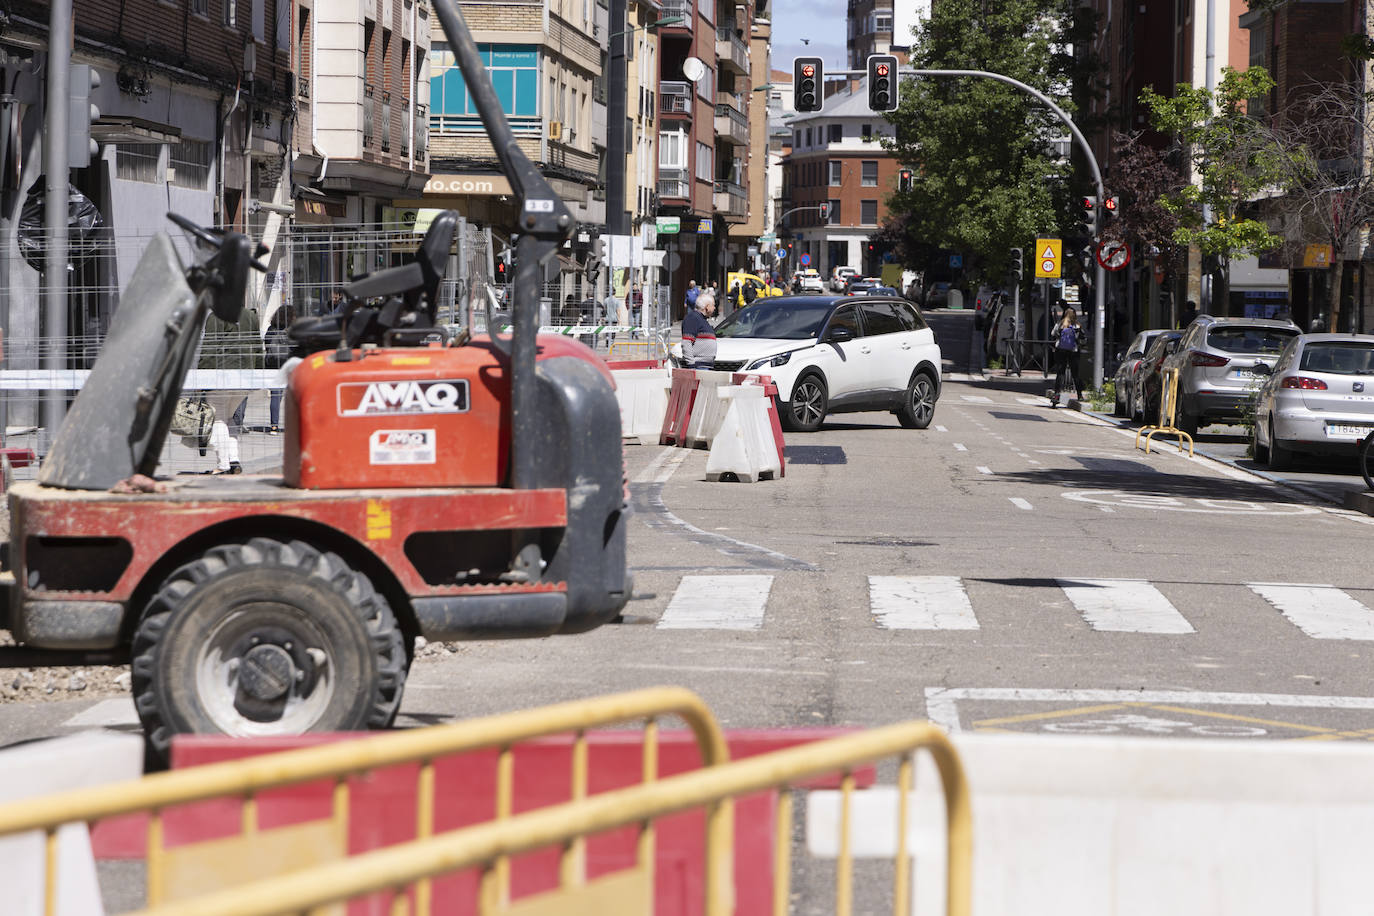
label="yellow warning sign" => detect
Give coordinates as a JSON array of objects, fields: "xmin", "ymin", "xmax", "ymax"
[{"xmin": 1034, "ymin": 238, "xmax": 1062, "ymax": 279}]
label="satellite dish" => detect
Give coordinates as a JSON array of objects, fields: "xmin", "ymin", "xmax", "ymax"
[{"xmin": 682, "ymin": 56, "xmax": 707, "ymax": 82}]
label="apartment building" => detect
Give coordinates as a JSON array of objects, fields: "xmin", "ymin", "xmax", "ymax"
[
  {"xmin": 846, "ymin": 0, "xmax": 929, "ymax": 69},
  {"xmin": 782, "ymin": 86, "xmax": 899, "ymax": 278},
  {"xmin": 424, "ymin": 0, "xmax": 606, "ymax": 235},
  {"xmin": 724, "ymin": 0, "xmax": 772, "ymax": 277},
  {"xmin": 0, "ymin": 0, "xmax": 295, "ymax": 353},
  {"xmin": 624, "ymin": 0, "xmax": 661, "ymax": 233}
]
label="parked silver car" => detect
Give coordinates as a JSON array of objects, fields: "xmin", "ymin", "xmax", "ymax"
[
  {"xmin": 1113, "ymin": 328, "xmax": 1173, "ymax": 418},
  {"xmin": 1253, "ymin": 333, "xmax": 1374, "ymax": 469},
  {"xmin": 1161, "ymin": 315, "xmax": 1300, "ymax": 434}
]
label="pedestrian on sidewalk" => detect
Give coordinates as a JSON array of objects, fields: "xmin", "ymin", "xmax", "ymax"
[
  {"xmin": 199, "ymin": 306, "xmax": 264, "ymax": 473},
  {"xmin": 681, "ymin": 291, "xmax": 717, "ymax": 369},
  {"xmin": 1049, "ymin": 306, "xmax": 1084, "ymax": 406}
]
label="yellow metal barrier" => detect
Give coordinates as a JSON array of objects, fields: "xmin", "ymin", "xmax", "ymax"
[
  {"xmin": 129, "ymin": 720, "xmax": 970, "ymax": 916},
  {"xmin": 1136, "ymin": 366, "xmax": 1194, "ymax": 456},
  {"xmin": 0, "ymin": 687, "xmax": 729, "ymax": 916},
  {"xmin": 608, "ymin": 332, "xmax": 669, "ymax": 363}
]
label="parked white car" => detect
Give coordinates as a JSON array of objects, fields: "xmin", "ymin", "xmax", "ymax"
[
  {"xmin": 831, "ymin": 266, "xmax": 858, "ymax": 291},
  {"xmin": 796, "ymin": 269, "xmax": 825, "ymax": 293},
  {"xmin": 673, "ymin": 294, "xmax": 942, "ymax": 431},
  {"xmin": 1253, "ymin": 333, "xmax": 1374, "ymax": 469}
]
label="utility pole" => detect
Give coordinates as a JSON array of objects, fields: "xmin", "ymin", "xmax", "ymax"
[
  {"xmin": 605, "ymin": 0, "xmax": 629, "ymax": 236},
  {"xmin": 42, "ymin": 0, "xmax": 72, "ymax": 443}
]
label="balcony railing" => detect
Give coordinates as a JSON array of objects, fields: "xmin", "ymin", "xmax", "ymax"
[
  {"xmin": 714, "ymin": 104, "xmax": 749, "ymax": 145},
  {"xmin": 660, "ymin": 80, "xmax": 692, "ymax": 115},
  {"xmin": 297, "ymin": 75, "xmax": 310, "ymax": 99},
  {"xmin": 363, "ymin": 82, "xmax": 375, "ymax": 148},
  {"xmin": 381, "ymin": 91, "xmax": 392, "ymax": 153},
  {"xmin": 716, "ymin": 90, "xmax": 743, "ymax": 112},
  {"xmin": 658, "ymin": 167, "xmax": 691, "ymax": 200},
  {"xmin": 400, "ymin": 105, "xmax": 410, "ymax": 157},
  {"xmin": 714, "ymin": 179, "xmax": 748, "ymax": 218},
  {"xmin": 415, "ymin": 104, "xmax": 428, "ymax": 157},
  {"xmin": 660, "ymin": 0, "xmax": 693, "ymax": 28},
  {"xmin": 716, "ymin": 26, "xmax": 750, "ymax": 75}
]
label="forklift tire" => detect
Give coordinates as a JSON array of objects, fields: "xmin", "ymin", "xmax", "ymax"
[{"xmin": 131, "ymin": 538, "xmax": 407, "ymax": 765}]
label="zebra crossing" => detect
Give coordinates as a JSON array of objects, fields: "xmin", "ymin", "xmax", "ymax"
[{"xmin": 651, "ymin": 574, "xmax": 1374, "ymax": 640}]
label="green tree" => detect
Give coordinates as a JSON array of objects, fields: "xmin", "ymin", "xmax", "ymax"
[
  {"xmin": 883, "ymin": 0, "xmax": 1089, "ymax": 287},
  {"xmin": 1141, "ymin": 67, "xmax": 1292, "ymax": 311}
]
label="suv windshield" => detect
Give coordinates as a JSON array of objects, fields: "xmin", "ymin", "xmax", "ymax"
[
  {"xmin": 1299, "ymin": 342, "xmax": 1374, "ymax": 375},
  {"xmin": 714, "ymin": 299, "xmax": 833, "ymax": 339},
  {"xmin": 1207, "ymin": 326, "xmax": 1297, "ymax": 355}
]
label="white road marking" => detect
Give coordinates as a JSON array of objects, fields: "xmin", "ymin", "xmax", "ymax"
[
  {"xmin": 924, "ymin": 686, "xmax": 1374, "ymax": 734},
  {"xmin": 1249, "ymin": 584, "xmax": 1374, "ymax": 640},
  {"xmin": 935, "ymin": 425, "xmax": 948, "ymax": 432},
  {"xmin": 1016, "ymin": 397, "xmax": 1045, "ymax": 405},
  {"xmin": 633, "ymin": 446, "xmax": 690, "ymax": 484},
  {"xmin": 976, "ymin": 466, "xmax": 992, "ymax": 475},
  {"xmin": 658, "ymin": 575, "xmax": 774, "ymax": 629},
  {"xmin": 869, "ymin": 576, "xmax": 979, "ymax": 630},
  {"xmin": 1009, "ymin": 497, "xmax": 1033, "ymax": 510},
  {"xmin": 960, "ymin": 395, "xmax": 993, "ymax": 403},
  {"xmin": 61, "ymin": 698, "xmax": 138, "ymax": 728},
  {"xmin": 953, "ymin": 443, "xmax": 968, "ymax": 451},
  {"xmin": 1057, "ymin": 578, "xmax": 1195, "ymax": 634}
]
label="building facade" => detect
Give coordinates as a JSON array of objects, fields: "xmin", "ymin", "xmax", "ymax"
[
  {"xmin": 847, "ymin": 0, "xmax": 929, "ymax": 68},
  {"xmin": 782, "ymin": 86, "xmax": 899, "ymax": 279}
]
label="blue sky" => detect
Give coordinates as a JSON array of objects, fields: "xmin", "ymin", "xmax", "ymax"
[{"xmin": 770, "ymin": 0, "xmax": 847, "ymax": 75}]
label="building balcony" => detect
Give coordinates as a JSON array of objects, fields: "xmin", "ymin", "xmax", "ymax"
[
  {"xmin": 716, "ymin": 90, "xmax": 744, "ymax": 112},
  {"xmin": 660, "ymin": 0, "xmax": 694, "ymax": 31},
  {"xmin": 714, "ymin": 103, "xmax": 749, "ymax": 146},
  {"xmin": 716, "ymin": 26, "xmax": 750, "ymax": 75},
  {"xmin": 658, "ymin": 168, "xmax": 691, "ymax": 200},
  {"xmin": 660, "ymin": 80, "xmax": 693, "ymax": 117},
  {"xmin": 714, "ymin": 179, "xmax": 748, "ymax": 220}
]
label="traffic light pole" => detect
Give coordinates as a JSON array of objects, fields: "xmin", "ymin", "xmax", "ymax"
[
  {"xmin": 825, "ymin": 66, "xmax": 1109, "ymax": 388},
  {"xmin": 43, "ymin": 0, "xmax": 73, "ymax": 441}
]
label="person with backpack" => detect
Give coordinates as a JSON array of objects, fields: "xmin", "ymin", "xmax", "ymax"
[{"xmin": 1049, "ymin": 306, "xmax": 1085, "ymax": 406}]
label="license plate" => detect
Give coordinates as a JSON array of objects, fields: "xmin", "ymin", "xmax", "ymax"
[{"xmin": 1326, "ymin": 424, "xmax": 1372, "ymax": 439}]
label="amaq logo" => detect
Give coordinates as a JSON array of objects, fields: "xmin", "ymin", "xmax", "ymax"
[{"xmin": 339, "ymin": 379, "xmax": 470, "ymax": 416}]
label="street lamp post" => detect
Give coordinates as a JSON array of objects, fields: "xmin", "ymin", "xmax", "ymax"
[{"xmin": 606, "ymin": 13, "xmax": 684, "ymax": 236}]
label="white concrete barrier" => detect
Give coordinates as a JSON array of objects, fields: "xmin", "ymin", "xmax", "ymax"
[
  {"xmin": 682, "ymin": 370, "xmax": 736, "ymax": 449},
  {"xmin": 611, "ymin": 367, "xmax": 673, "ymax": 445},
  {"xmin": 0, "ymin": 731, "xmax": 144, "ymax": 915},
  {"xmin": 705, "ymin": 386, "xmax": 782, "ymax": 482},
  {"xmin": 807, "ymin": 733, "xmax": 1374, "ymax": 916}
]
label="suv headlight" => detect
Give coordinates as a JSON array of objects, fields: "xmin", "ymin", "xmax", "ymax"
[{"xmin": 747, "ymin": 352, "xmax": 793, "ymax": 370}]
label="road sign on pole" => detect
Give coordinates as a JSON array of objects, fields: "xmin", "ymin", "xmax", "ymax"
[
  {"xmin": 1034, "ymin": 238, "xmax": 1062, "ymax": 279},
  {"xmin": 1095, "ymin": 239, "xmax": 1131, "ymax": 271},
  {"xmin": 800, "ymin": 252, "xmax": 812, "ymax": 267}
]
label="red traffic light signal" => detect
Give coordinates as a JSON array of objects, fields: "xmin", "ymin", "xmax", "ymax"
[
  {"xmin": 898, "ymin": 168, "xmax": 913, "ymax": 191},
  {"xmin": 1103, "ymin": 195, "xmax": 1119, "ymax": 215},
  {"xmin": 801, "ymin": 64, "xmax": 814, "ymax": 78},
  {"xmin": 794, "ymin": 56, "xmax": 823, "ymax": 112}
]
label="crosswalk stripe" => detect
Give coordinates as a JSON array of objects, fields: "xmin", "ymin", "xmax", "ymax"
[
  {"xmin": 869, "ymin": 576, "xmax": 979, "ymax": 630},
  {"xmin": 1248, "ymin": 584, "xmax": 1374, "ymax": 640},
  {"xmin": 1057, "ymin": 578, "xmax": 1195, "ymax": 634},
  {"xmin": 960, "ymin": 395, "xmax": 993, "ymax": 403},
  {"xmin": 658, "ymin": 575, "xmax": 774, "ymax": 629}
]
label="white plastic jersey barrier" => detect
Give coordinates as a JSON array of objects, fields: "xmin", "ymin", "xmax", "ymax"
[
  {"xmin": 808, "ymin": 733, "xmax": 1374, "ymax": 916},
  {"xmin": 0, "ymin": 732, "xmax": 144, "ymax": 915},
  {"xmin": 705, "ymin": 385, "xmax": 781, "ymax": 482},
  {"xmin": 611, "ymin": 368, "xmax": 673, "ymax": 445},
  {"xmin": 0, "ymin": 369, "xmax": 284, "ymax": 390},
  {"xmin": 682, "ymin": 370, "xmax": 736, "ymax": 448}
]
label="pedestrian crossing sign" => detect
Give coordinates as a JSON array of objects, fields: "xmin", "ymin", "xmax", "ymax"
[{"xmin": 1034, "ymin": 238, "xmax": 1062, "ymax": 279}]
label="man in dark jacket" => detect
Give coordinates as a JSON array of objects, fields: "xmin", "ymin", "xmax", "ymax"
[{"xmin": 681, "ymin": 291, "xmax": 717, "ymax": 368}]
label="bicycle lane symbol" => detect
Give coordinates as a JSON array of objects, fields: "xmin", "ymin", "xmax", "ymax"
[
  {"xmin": 1061, "ymin": 489, "xmax": 1321, "ymax": 516},
  {"xmin": 1041, "ymin": 713, "xmax": 1266, "ymax": 737}
]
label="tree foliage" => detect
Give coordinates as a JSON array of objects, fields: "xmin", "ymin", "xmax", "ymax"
[
  {"xmin": 1102, "ymin": 131, "xmax": 1186, "ymax": 275},
  {"xmin": 1141, "ymin": 67, "xmax": 1293, "ymax": 306},
  {"xmin": 882, "ymin": 0, "xmax": 1087, "ymax": 284}
]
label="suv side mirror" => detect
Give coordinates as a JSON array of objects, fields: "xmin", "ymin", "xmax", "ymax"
[{"xmin": 827, "ymin": 325, "xmax": 855, "ymax": 343}]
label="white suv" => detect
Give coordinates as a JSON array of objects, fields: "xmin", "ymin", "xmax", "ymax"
[
  {"xmin": 831, "ymin": 266, "xmax": 858, "ymax": 291},
  {"xmin": 674, "ymin": 294, "xmax": 942, "ymax": 431}
]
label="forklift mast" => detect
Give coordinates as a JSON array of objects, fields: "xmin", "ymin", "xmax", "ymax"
[{"xmin": 432, "ymin": 0, "xmax": 577, "ymax": 496}]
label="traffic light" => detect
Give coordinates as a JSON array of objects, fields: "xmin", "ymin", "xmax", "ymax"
[
  {"xmin": 818, "ymin": 202, "xmax": 830, "ymax": 222},
  {"xmin": 1010, "ymin": 247, "xmax": 1023, "ymax": 280},
  {"xmin": 1103, "ymin": 195, "xmax": 1119, "ymax": 217},
  {"xmin": 794, "ymin": 56, "xmax": 823, "ymax": 113},
  {"xmin": 495, "ymin": 258, "xmax": 508, "ymax": 282},
  {"xmin": 898, "ymin": 168, "xmax": 913, "ymax": 192},
  {"xmin": 68, "ymin": 64, "xmax": 101, "ymax": 168},
  {"xmin": 1080, "ymin": 195, "xmax": 1099, "ymax": 237},
  {"xmin": 867, "ymin": 54, "xmax": 899, "ymax": 112}
]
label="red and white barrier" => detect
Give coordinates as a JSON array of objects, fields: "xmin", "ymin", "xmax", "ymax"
[
  {"xmin": 611, "ymin": 367, "xmax": 673, "ymax": 445},
  {"xmin": 706, "ymin": 385, "xmax": 784, "ymax": 482}
]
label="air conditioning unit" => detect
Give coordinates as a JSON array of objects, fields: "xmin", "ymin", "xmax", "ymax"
[{"xmin": 548, "ymin": 120, "xmax": 562, "ymax": 141}]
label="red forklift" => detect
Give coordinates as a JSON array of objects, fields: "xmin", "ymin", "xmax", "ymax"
[{"xmin": 0, "ymin": 1, "xmax": 629, "ymax": 761}]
